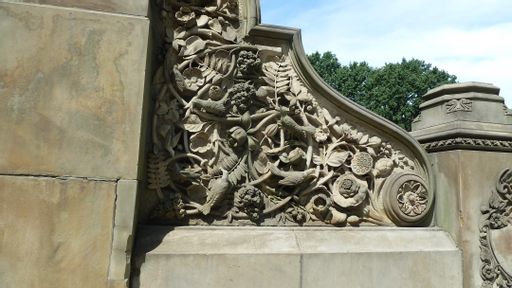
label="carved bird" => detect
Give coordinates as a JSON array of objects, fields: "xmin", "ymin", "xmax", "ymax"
[
  {"xmin": 192, "ymin": 98, "xmax": 227, "ymax": 115},
  {"xmin": 269, "ymin": 165, "xmax": 317, "ymax": 186},
  {"xmin": 198, "ymin": 169, "xmax": 232, "ymax": 215},
  {"xmin": 280, "ymin": 115, "xmax": 316, "ymax": 135}
]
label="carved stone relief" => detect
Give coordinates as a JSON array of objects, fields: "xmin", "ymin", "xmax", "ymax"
[
  {"xmin": 422, "ymin": 138, "xmax": 512, "ymax": 152},
  {"xmin": 145, "ymin": 0, "xmax": 433, "ymax": 227},
  {"xmin": 445, "ymin": 98, "xmax": 472, "ymax": 113},
  {"xmin": 480, "ymin": 169, "xmax": 512, "ymax": 288}
]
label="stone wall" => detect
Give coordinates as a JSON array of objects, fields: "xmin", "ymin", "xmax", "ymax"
[
  {"xmin": 0, "ymin": 1, "xmax": 150, "ymax": 287},
  {"xmin": 412, "ymin": 82, "xmax": 512, "ymax": 288}
]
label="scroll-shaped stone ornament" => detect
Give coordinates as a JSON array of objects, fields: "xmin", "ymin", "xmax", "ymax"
[
  {"xmin": 480, "ymin": 169, "xmax": 512, "ymax": 287},
  {"xmin": 145, "ymin": 0, "xmax": 434, "ymax": 227}
]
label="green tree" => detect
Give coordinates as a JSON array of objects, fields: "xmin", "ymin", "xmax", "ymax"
[{"xmin": 308, "ymin": 52, "xmax": 457, "ymax": 130}]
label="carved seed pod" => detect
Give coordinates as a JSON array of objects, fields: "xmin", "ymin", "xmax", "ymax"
[{"xmin": 351, "ymin": 152, "xmax": 373, "ymax": 175}]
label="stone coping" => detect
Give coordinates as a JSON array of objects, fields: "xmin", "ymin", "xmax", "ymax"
[{"xmin": 135, "ymin": 225, "xmax": 458, "ymax": 255}]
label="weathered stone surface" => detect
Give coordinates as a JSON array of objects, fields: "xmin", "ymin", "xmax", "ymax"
[
  {"xmin": 426, "ymin": 151, "xmax": 512, "ymax": 288},
  {"xmin": 133, "ymin": 226, "xmax": 463, "ymax": 288},
  {"xmin": 413, "ymin": 82, "xmax": 512, "ymax": 287},
  {"xmin": 411, "ymin": 82, "xmax": 512, "ymax": 152},
  {"xmin": 144, "ymin": 0, "xmax": 434, "ymax": 228},
  {"xmin": 108, "ymin": 180, "xmax": 139, "ymax": 286},
  {"xmin": 3, "ymin": 0, "xmax": 148, "ymax": 16},
  {"xmin": 0, "ymin": 2, "xmax": 149, "ymax": 179},
  {"xmin": 458, "ymin": 152, "xmax": 512, "ymax": 287},
  {"xmin": 0, "ymin": 175, "xmax": 116, "ymax": 288}
]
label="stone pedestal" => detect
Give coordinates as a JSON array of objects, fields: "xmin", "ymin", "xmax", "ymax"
[
  {"xmin": 133, "ymin": 226, "xmax": 462, "ymax": 288},
  {"xmin": 0, "ymin": 1, "xmax": 150, "ymax": 287},
  {"xmin": 412, "ymin": 82, "xmax": 512, "ymax": 288}
]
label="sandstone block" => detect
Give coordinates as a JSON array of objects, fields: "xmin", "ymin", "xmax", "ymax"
[
  {"xmin": 0, "ymin": 3, "xmax": 149, "ymax": 179},
  {"xmin": 0, "ymin": 175, "xmax": 116, "ymax": 288}
]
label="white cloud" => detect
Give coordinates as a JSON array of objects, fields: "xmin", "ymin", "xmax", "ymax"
[{"xmin": 261, "ymin": 0, "xmax": 512, "ymax": 106}]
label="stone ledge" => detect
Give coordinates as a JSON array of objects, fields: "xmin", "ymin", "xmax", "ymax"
[
  {"xmin": 1, "ymin": 0, "xmax": 148, "ymax": 17},
  {"xmin": 133, "ymin": 226, "xmax": 463, "ymax": 288}
]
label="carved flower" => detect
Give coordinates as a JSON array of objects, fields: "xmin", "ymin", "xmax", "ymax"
[
  {"xmin": 332, "ymin": 174, "xmax": 368, "ymax": 208},
  {"xmin": 175, "ymin": 7, "xmax": 196, "ymax": 27},
  {"xmin": 285, "ymin": 205, "xmax": 308, "ymax": 224},
  {"xmin": 226, "ymin": 82, "xmax": 255, "ymax": 115},
  {"xmin": 396, "ymin": 180, "xmax": 428, "ymax": 217},
  {"xmin": 489, "ymin": 212, "xmax": 509, "ymax": 229},
  {"xmin": 373, "ymin": 157, "xmax": 394, "ymax": 177},
  {"xmin": 307, "ymin": 194, "xmax": 332, "ymax": 220},
  {"xmin": 237, "ymin": 50, "xmax": 261, "ymax": 75},
  {"xmin": 182, "ymin": 67, "xmax": 205, "ymax": 92},
  {"xmin": 481, "ymin": 264, "xmax": 497, "ymax": 281},
  {"xmin": 234, "ymin": 185, "xmax": 264, "ymax": 221},
  {"xmin": 314, "ymin": 126, "xmax": 329, "ymax": 143}
]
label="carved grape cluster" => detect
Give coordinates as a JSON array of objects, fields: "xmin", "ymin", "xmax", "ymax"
[
  {"xmin": 234, "ymin": 185, "xmax": 264, "ymax": 221},
  {"xmin": 226, "ymin": 82, "xmax": 255, "ymax": 115},
  {"xmin": 237, "ymin": 50, "xmax": 261, "ymax": 76}
]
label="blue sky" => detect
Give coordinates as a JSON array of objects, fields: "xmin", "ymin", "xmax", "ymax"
[{"xmin": 260, "ymin": 0, "xmax": 512, "ymax": 106}]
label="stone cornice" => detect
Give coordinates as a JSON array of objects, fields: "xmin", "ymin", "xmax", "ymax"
[{"xmin": 421, "ymin": 137, "xmax": 512, "ymax": 153}]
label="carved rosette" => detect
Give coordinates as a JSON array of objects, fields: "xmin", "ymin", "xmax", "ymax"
[
  {"xmin": 146, "ymin": 0, "xmax": 433, "ymax": 227},
  {"xmin": 480, "ymin": 169, "xmax": 512, "ymax": 288}
]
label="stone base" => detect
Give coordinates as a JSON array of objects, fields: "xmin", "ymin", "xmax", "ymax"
[{"xmin": 132, "ymin": 226, "xmax": 462, "ymax": 288}]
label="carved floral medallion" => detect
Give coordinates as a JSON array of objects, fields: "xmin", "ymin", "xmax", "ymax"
[
  {"xmin": 480, "ymin": 169, "xmax": 512, "ymax": 288},
  {"xmin": 146, "ymin": 0, "xmax": 433, "ymax": 227}
]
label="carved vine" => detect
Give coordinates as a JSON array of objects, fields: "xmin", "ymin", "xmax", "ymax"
[{"xmin": 147, "ymin": 0, "xmax": 431, "ymax": 226}]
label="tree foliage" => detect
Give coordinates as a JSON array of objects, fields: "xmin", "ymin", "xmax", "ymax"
[{"xmin": 308, "ymin": 52, "xmax": 457, "ymax": 130}]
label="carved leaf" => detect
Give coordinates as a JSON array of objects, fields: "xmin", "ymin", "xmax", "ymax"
[
  {"xmin": 313, "ymin": 154, "xmax": 324, "ymax": 166},
  {"xmin": 180, "ymin": 36, "xmax": 206, "ymax": 56},
  {"xmin": 222, "ymin": 25, "xmax": 237, "ymax": 42},
  {"xmin": 196, "ymin": 15, "xmax": 209, "ymax": 27},
  {"xmin": 183, "ymin": 114, "xmax": 206, "ymax": 132},
  {"xmin": 190, "ymin": 132, "xmax": 211, "ymax": 153},
  {"xmin": 202, "ymin": 50, "xmax": 231, "ymax": 82},
  {"xmin": 326, "ymin": 151, "xmax": 350, "ymax": 167},
  {"xmin": 228, "ymin": 159, "xmax": 247, "ymax": 184},
  {"xmin": 208, "ymin": 18, "xmax": 222, "ymax": 33}
]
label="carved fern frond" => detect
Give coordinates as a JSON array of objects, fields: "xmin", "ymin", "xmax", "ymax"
[
  {"xmin": 262, "ymin": 59, "xmax": 292, "ymax": 93},
  {"xmin": 201, "ymin": 49, "xmax": 232, "ymax": 82},
  {"xmin": 228, "ymin": 155, "xmax": 248, "ymax": 185},
  {"xmin": 147, "ymin": 153, "xmax": 171, "ymax": 191}
]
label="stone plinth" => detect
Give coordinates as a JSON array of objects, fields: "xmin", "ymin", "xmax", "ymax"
[
  {"xmin": 0, "ymin": 175, "xmax": 116, "ymax": 288},
  {"xmin": 412, "ymin": 82, "xmax": 512, "ymax": 288},
  {"xmin": 133, "ymin": 226, "xmax": 462, "ymax": 288},
  {"xmin": 0, "ymin": 1, "xmax": 150, "ymax": 287}
]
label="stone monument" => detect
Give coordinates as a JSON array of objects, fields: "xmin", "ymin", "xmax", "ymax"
[
  {"xmin": 1, "ymin": 0, "xmax": 511, "ymax": 287},
  {"xmin": 133, "ymin": 0, "xmax": 462, "ymax": 287}
]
